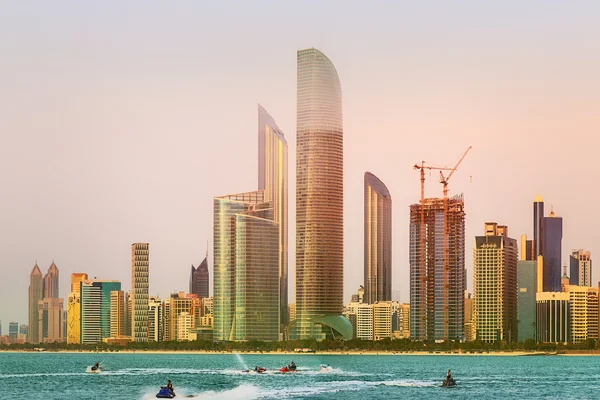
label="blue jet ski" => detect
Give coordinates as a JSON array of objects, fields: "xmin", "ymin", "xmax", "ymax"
[{"xmin": 156, "ymin": 386, "xmax": 176, "ymax": 398}]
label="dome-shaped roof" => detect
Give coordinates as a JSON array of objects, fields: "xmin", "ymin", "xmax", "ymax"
[{"xmin": 534, "ymin": 194, "xmax": 543, "ymax": 202}]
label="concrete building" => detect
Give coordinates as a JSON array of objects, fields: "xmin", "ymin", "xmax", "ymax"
[
  {"xmin": 176, "ymin": 312, "xmax": 193, "ymax": 341},
  {"xmin": 294, "ymin": 48, "xmax": 347, "ymax": 341},
  {"xmin": 355, "ymin": 303, "xmax": 374, "ymax": 340},
  {"xmin": 202, "ymin": 296, "xmax": 213, "ymax": 316},
  {"xmin": 364, "ymin": 172, "xmax": 392, "ymax": 305},
  {"xmin": 373, "ymin": 302, "xmax": 393, "ymax": 340},
  {"xmin": 517, "ymin": 260, "xmax": 537, "ymax": 342},
  {"xmin": 464, "ymin": 293, "xmax": 474, "ymax": 342},
  {"xmin": 410, "ymin": 195, "xmax": 465, "ymax": 342},
  {"xmin": 131, "ymin": 243, "xmax": 149, "ymax": 342},
  {"xmin": 148, "ymin": 295, "xmax": 163, "ymax": 342},
  {"xmin": 565, "ymin": 285, "xmax": 598, "ymax": 344},
  {"xmin": 214, "ymin": 192, "xmax": 280, "ymax": 342},
  {"xmin": 110, "ymin": 290, "xmax": 126, "ymax": 338},
  {"xmin": 258, "ymin": 104, "xmax": 289, "ymax": 331},
  {"xmin": 164, "ymin": 292, "xmax": 200, "ymax": 341},
  {"xmin": 38, "ymin": 298, "xmax": 64, "ymax": 343},
  {"xmin": 399, "ymin": 303, "xmax": 410, "ymax": 339},
  {"xmin": 570, "ymin": 250, "xmax": 592, "ymax": 287},
  {"xmin": 473, "ymin": 222, "xmax": 518, "ymax": 343},
  {"xmin": 28, "ymin": 264, "xmax": 43, "ymax": 343},
  {"xmin": 288, "ymin": 303, "xmax": 296, "ymax": 323}
]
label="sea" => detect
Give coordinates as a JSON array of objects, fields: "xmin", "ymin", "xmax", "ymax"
[{"xmin": 0, "ymin": 352, "xmax": 597, "ymax": 399}]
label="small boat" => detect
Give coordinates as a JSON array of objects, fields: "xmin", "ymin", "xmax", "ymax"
[
  {"xmin": 86, "ymin": 365, "xmax": 103, "ymax": 373},
  {"xmin": 243, "ymin": 367, "xmax": 266, "ymax": 373},
  {"xmin": 156, "ymin": 386, "xmax": 176, "ymax": 398}
]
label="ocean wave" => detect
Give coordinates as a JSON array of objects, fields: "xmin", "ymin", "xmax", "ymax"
[{"xmin": 142, "ymin": 384, "xmax": 261, "ymax": 400}]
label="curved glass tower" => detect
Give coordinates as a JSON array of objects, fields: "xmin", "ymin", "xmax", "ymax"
[
  {"xmin": 294, "ymin": 48, "xmax": 344, "ymax": 340},
  {"xmin": 364, "ymin": 172, "xmax": 392, "ymax": 305}
]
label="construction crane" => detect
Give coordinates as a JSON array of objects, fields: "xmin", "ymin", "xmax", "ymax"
[
  {"xmin": 438, "ymin": 146, "xmax": 472, "ymax": 341},
  {"xmin": 412, "ymin": 162, "xmax": 454, "ymax": 342}
]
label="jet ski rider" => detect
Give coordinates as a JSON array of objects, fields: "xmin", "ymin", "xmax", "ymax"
[
  {"xmin": 289, "ymin": 361, "xmax": 297, "ymax": 371},
  {"xmin": 166, "ymin": 380, "xmax": 175, "ymax": 395}
]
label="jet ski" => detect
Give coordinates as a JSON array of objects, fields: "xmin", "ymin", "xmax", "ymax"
[
  {"xmin": 156, "ymin": 386, "xmax": 176, "ymax": 398},
  {"xmin": 319, "ymin": 365, "xmax": 333, "ymax": 372},
  {"xmin": 86, "ymin": 365, "xmax": 103, "ymax": 373},
  {"xmin": 243, "ymin": 367, "xmax": 266, "ymax": 373},
  {"xmin": 279, "ymin": 366, "xmax": 297, "ymax": 373},
  {"xmin": 442, "ymin": 378, "xmax": 457, "ymax": 387}
]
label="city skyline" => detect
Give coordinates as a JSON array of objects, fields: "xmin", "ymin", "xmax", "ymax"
[{"xmin": 2, "ymin": 2, "xmax": 600, "ymax": 325}]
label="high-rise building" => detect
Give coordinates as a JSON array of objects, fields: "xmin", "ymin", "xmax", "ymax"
[
  {"xmin": 541, "ymin": 211, "xmax": 563, "ymax": 292},
  {"xmin": 517, "ymin": 260, "xmax": 537, "ymax": 342},
  {"xmin": 125, "ymin": 291, "xmax": 132, "ymax": 337},
  {"xmin": 565, "ymin": 285, "xmax": 599, "ymax": 344},
  {"xmin": 258, "ymin": 104, "xmax": 289, "ymax": 331},
  {"xmin": 9, "ymin": 322, "xmax": 18, "ymax": 341},
  {"xmin": 43, "ymin": 262, "xmax": 59, "ymax": 299},
  {"xmin": 373, "ymin": 302, "xmax": 393, "ymax": 340},
  {"xmin": 164, "ymin": 292, "xmax": 198, "ymax": 341},
  {"xmin": 473, "ymin": 223, "xmax": 518, "ymax": 343},
  {"xmin": 28, "ymin": 264, "xmax": 43, "ymax": 344},
  {"xmin": 213, "ymin": 192, "xmax": 280, "ymax": 341},
  {"xmin": 464, "ymin": 293, "xmax": 474, "ymax": 342},
  {"xmin": 294, "ymin": 48, "xmax": 348, "ymax": 341},
  {"xmin": 536, "ymin": 292, "xmax": 570, "ymax": 343},
  {"xmin": 131, "ymin": 243, "xmax": 149, "ymax": 342},
  {"xmin": 533, "ymin": 196, "xmax": 544, "ymax": 259},
  {"xmin": 110, "ymin": 290, "xmax": 126, "ymax": 338},
  {"xmin": 37, "ymin": 298, "xmax": 64, "ymax": 343},
  {"xmin": 67, "ymin": 273, "xmax": 88, "ymax": 344},
  {"xmin": 520, "ymin": 234, "xmax": 534, "ymax": 261},
  {"xmin": 148, "ymin": 296, "xmax": 163, "ymax": 342},
  {"xmin": 409, "ymin": 195, "xmax": 465, "ymax": 341},
  {"xmin": 399, "ymin": 303, "xmax": 410, "ymax": 339},
  {"xmin": 570, "ymin": 250, "xmax": 592, "ymax": 287},
  {"xmin": 364, "ymin": 172, "xmax": 392, "ymax": 305},
  {"xmin": 19, "ymin": 324, "xmax": 28, "ymax": 336},
  {"xmin": 355, "ymin": 303, "xmax": 374, "ymax": 340},
  {"xmin": 190, "ymin": 256, "xmax": 209, "ymax": 300},
  {"xmin": 80, "ymin": 280, "xmax": 121, "ymax": 344}
]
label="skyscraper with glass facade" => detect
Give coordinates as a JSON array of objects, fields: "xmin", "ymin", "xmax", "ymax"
[
  {"xmin": 364, "ymin": 172, "xmax": 392, "ymax": 305},
  {"xmin": 409, "ymin": 195, "xmax": 465, "ymax": 342},
  {"xmin": 517, "ymin": 260, "xmax": 537, "ymax": 341},
  {"xmin": 473, "ymin": 223, "xmax": 518, "ymax": 343},
  {"xmin": 131, "ymin": 243, "xmax": 149, "ymax": 342},
  {"xmin": 541, "ymin": 212, "xmax": 562, "ymax": 292},
  {"xmin": 28, "ymin": 263, "xmax": 43, "ymax": 344},
  {"xmin": 294, "ymin": 48, "xmax": 348, "ymax": 340},
  {"xmin": 258, "ymin": 104, "xmax": 289, "ymax": 332},
  {"xmin": 190, "ymin": 256, "xmax": 209, "ymax": 300},
  {"xmin": 80, "ymin": 280, "xmax": 121, "ymax": 344},
  {"xmin": 213, "ymin": 191, "xmax": 280, "ymax": 341}
]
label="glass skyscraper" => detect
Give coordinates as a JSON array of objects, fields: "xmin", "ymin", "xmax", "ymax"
[
  {"xmin": 294, "ymin": 48, "xmax": 346, "ymax": 340},
  {"xmin": 517, "ymin": 260, "xmax": 537, "ymax": 342},
  {"xmin": 541, "ymin": 212, "xmax": 563, "ymax": 292},
  {"xmin": 258, "ymin": 104, "xmax": 289, "ymax": 331},
  {"xmin": 28, "ymin": 263, "xmax": 43, "ymax": 344},
  {"xmin": 364, "ymin": 172, "xmax": 392, "ymax": 305},
  {"xmin": 80, "ymin": 280, "xmax": 121, "ymax": 344},
  {"xmin": 190, "ymin": 256, "xmax": 209, "ymax": 300},
  {"xmin": 213, "ymin": 191, "xmax": 280, "ymax": 341},
  {"xmin": 410, "ymin": 195, "xmax": 465, "ymax": 342}
]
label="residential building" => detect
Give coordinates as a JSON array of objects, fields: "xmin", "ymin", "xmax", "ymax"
[
  {"xmin": 473, "ymin": 223, "xmax": 518, "ymax": 343},
  {"xmin": 373, "ymin": 302, "xmax": 393, "ymax": 340},
  {"xmin": 464, "ymin": 293, "xmax": 474, "ymax": 342},
  {"xmin": 28, "ymin": 264, "xmax": 43, "ymax": 343},
  {"xmin": 109, "ymin": 290, "xmax": 126, "ymax": 338},
  {"xmin": 213, "ymin": 192, "xmax": 280, "ymax": 341},
  {"xmin": 131, "ymin": 243, "xmax": 149, "ymax": 342},
  {"xmin": 148, "ymin": 295, "xmax": 163, "ymax": 342},
  {"xmin": 80, "ymin": 280, "xmax": 121, "ymax": 344},
  {"xmin": 202, "ymin": 296, "xmax": 213, "ymax": 316},
  {"xmin": 37, "ymin": 298, "xmax": 64, "ymax": 343},
  {"xmin": 565, "ymin": 285, "xmax": 598, "ymax": 344},
  {"xmin": 409, "ymin": 195, "xmax": 465, "ymax": 342},
  {"xmin": 294, "ymin": 48, "xmax": 349, "ymax": 341},
  {"xmin": 164, "ymin": 292, "xmax": 200, "ymax": 341},
  {"xmin": 399, "ymin": 303, "xmax": 410, "ymax": 339},
  {"xmin": 258, "ymin": 104, "xmax": 289, "ymax": 330},
  {"xmin": 517, "ymin": 260, "xmax": 537, "ymax": 342},
  {"xmin": 570, "ymin": 250, "xmax": 592, "ymax": 287},
  {"xmin": 177, "ymin": 312, "xmax": 193, "ymax": 341},
  {"xmin": 355, "ymin": 303, "xmax": 374, "ymax": 340},
  {"xmin": 190, "ymin": 256, "xmax": 209, "ymax": 300},
  {"xmin": 364, "ymin": 172, "xmax": 392, "ymax": 305}
]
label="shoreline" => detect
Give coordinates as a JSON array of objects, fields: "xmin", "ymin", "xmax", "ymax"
[{"xmin": 1, "ymin": 349, "xmax": 598, "ymax": 356}]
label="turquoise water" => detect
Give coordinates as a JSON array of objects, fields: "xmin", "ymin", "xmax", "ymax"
[{"xmin": 0, "ymin": 352, "xmax": 598, "ymax": 399}]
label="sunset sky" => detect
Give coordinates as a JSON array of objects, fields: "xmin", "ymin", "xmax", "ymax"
[{"xmin": 1, "ymin": 1, "xmax": 599, "ymax": 324}]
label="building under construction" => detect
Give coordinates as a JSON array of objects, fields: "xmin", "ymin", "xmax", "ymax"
[{"xmin": 409, "ymin": 195, "xmax": 465, "ymax": 342}]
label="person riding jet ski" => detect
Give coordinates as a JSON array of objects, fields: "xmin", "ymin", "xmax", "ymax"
[
  {"xmin": 443, "ymin": 369, "xmax": 456, "ymax": 387},
  {"xmin": 91, "ymin": 362, "xmax": 101, "ymax": 371},
  {"xmin": 288, "ymin": 361, "xmax": 297, "ymax": 371}
]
